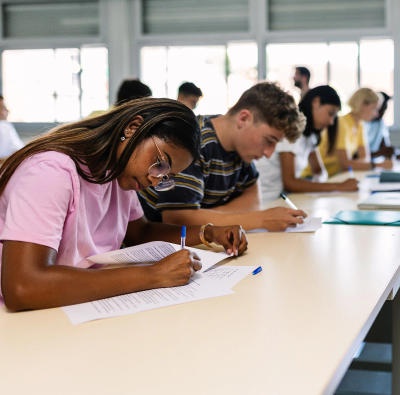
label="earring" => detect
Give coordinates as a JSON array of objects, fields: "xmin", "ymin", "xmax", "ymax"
[{"xmin": 121, "ymin": 136, "xmax": 126, "ymax": 142}]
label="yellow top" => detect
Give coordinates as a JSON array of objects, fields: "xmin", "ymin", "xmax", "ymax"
[
  {"xmin": 302, "ymin": 113, "xmax": 366, "ymax": 177},
  {"xmin": 88, "ymin": 105, "xmax": 114, "ymax": 118}
]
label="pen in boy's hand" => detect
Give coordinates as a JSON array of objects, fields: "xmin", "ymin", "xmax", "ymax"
[
  {"xmin": 348, "ymin": 166, "xmax": 354, "ymax": 179},
  {"xmin": 280, "ymin": 193, "xmax": 298, "ymax": 210},
  {"xmin": 181, "ymin": 226, "xmax": 186, "ymax": 249}
]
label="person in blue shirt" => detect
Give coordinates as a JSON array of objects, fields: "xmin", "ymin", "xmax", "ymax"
[{"xmin": 365, "ymin": 92, "xmax": 399, "ymax": 159}]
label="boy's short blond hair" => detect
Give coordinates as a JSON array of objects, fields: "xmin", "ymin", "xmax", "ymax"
[
  {"xmin": 227, "ymin": 82, "xmax": 306, "ymax": 143},
  {"xmin": 348, "ymin": 88, "xmax": 380, "ymax": 114}
]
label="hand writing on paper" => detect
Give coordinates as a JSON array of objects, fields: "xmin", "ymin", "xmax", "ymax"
[
  {"xmin": 261, "ymin": 207, "xmax": 307, "ymax": 232},
  {"xmin": 380, "ymin": 158, "xmax": 394, "ymax": 170},
  {"xmin": 153, "ymin": 249, "xmax": 202, "ymax": 287},
  {"xmin": 338, "ymin": 178, "xmax": 359, "ymax": 191}
]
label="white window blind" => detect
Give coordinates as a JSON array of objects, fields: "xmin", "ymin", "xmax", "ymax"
[
  {"xmin": 142, "ymin": 0, "xmax": 250, "ymax": 34},
  {"xmin": 3, "ymin": 1, "xmax": 99, "ymax": 38},
  {"xmin": 268, "ymin": 0, "xmax": 386, "ymax": 31}
]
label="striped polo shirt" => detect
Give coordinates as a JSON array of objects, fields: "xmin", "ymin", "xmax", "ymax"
[{"xmin": 138, "ymin": 115, "xmax": 259, "ymax": 222}]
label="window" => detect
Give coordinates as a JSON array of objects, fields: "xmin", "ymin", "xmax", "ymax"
[
  {"xmin": 360, "ymin": 39, "xmax": 394, "ymax": 126},
  {"xmin": 268, "ymin": 0, "xmax": 385, "ymax": 31},
  {"xmin": 2, "ymin": 47, "xmax": 108, "ymax": 122},
  {"xmin": 328, "ymin": 42, "xmax": 359, "ymax": 115},
  {"xmin": 142, "ymin": 0, "xmax": 249, "ymax": 34},
  {"xmin": 266, "ymin": 39, "xmax": 394, "ymax": 125},
  {"xmin": 3, "ymin": 1, "xmax": 99, "ymax": 39},
  {"xmin": 266, "ymin": 43, "xmax": 329, "ymax": 103},
  {"xmin": 141, "ymin": 43, "xmax": 257, "ymax": 115}
]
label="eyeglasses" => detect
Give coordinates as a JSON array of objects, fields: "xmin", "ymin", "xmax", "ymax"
[{"xmin": 148, "ymin": 137, "xmax": 175, "ymax": 191}]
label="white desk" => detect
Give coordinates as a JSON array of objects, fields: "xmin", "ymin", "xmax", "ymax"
[{"xmin": 1, "ymin": 171, "xmax": 400, "ymax": 395}]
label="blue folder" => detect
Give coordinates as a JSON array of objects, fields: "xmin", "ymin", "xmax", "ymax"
[
  {"xmin": 323, "ymin": 210, "xmax": 400, "ymax": 226},
  {"xmin": 380, "ymin": 172, "xmax": 400, "ymax": 183}
]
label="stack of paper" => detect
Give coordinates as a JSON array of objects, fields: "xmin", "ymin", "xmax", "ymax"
[
  {"xmin": 62, "ymin": 242, "xmax": 256, "ymax": 325},
  {"xmin": 247, "ymin": 217, "xmax": 322, "ymax": 233}
]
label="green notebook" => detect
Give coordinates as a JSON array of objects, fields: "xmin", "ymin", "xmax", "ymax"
[{"xmin": 324, "ymin": 211, "xmax": 400, "ymax": 226}]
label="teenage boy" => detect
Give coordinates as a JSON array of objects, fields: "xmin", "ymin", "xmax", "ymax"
[
  {"xmin": 177, "ymin": 82, "xmax": 203, "ymax": 110},
  {"xmin": 139, "ymin": 82, "xmax": 307, "ymax": 232}
]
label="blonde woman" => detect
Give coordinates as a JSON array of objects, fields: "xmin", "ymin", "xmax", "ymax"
[{"xmin": 311, "ymin": 88, "xmax": 393, "ymax": 176}]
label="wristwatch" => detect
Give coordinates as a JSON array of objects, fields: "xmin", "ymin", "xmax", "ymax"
[{"xmin": 199, "ymin": 223, "xmax": 213, "ymax": 247}]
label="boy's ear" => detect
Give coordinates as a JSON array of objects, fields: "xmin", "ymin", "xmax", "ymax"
[
  {"xmin": 124, "ymin": 116, "xmax": 144, "ymax": 138},
  {"xmin": 237, "ymin": 110, "xmax": 252, "ymax": 128}
]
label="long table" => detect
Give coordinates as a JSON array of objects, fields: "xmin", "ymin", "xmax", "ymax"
[{"xmin": 1, "ymin": 170, "xmax": 400, "ymax": 394}]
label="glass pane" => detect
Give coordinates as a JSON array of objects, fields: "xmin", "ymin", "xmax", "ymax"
[
  {"xmin": 266, "ymin": 43, "xmax": 329, "ymax": 103},
  {"xmin": 55, "ymin": 49, "xmax": 80, "ymax": 96},
  {"xmin": 142, "ymin": 0, "xmax": 249, "ymax": 34},
  {"xmin": 141, "ymin": 47, "xmax": 168, "ymax": 98},
  {"xmin": 167, "ymin": 46, "xmax": 227, "ymax": 115},
  {"xmin": 4, "ymin": 2, "xmax": 99, "ymax": 38},
  {"xmin": 23, "ymin": 95, "xmax": 56, "ymax": 123},
  {"xmin": 3, "ymin": 49, "xmax": 56, "ymax": 122},
  {"xmin": 360, "ymin": 39, "xmax": 394, "ymax": 126},
  {"xmin": 56, "ymin": 96, "xmax": 80, "ymax": 123},
  {"xmin": 81, "ymin": 47, "xmax": 109, "ymax": 96},
  {"xmin": 81, "ymin": 94, "xmax": 109, "ymax": 118},
  {"xmin": 81, "ymin": 47, "xmax": 109, "ymax": 114},
  {"xmin": 268, "ymin": 0, "xmax": 385, "ymax": 31},
  {"xmin": 227, "ymin": 42, "xmax": 258, "ymax": 108},
  {"xmin": 329, "ymin": 42, "xmax": 359, "ymax": 115}
]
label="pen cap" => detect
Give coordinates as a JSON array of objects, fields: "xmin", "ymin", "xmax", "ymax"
[{"xmin": 181, "ymin": 226, "xmax": 186, "ymax": 238}]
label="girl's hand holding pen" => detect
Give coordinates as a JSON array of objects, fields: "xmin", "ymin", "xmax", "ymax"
[
  {"xmin": 205, "ymin": 225, "xmax": 248, "ymax": 256},
  {"xmin": 153, "ymin": 249, "xmax": 202, "ymax": 287}
]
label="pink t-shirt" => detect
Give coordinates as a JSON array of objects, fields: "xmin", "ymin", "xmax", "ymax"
[{"xmin": 0, "ymin": 151, "xmax": 144, "ymax": 304}]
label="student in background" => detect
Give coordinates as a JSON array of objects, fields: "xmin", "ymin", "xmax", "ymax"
[
  {"xmin": 293, "ymin": 67, "xmax": 311, "ymax": 99},
  {"xmin": 0, "ymin": 98, "xmax": 248, "ymax": 311},
  {"xmin": 177, "ymin": 82, "xmax": 203, "ymax": 110},
  {"xmin": 314, "ymin": 88, "xmax": 393, "ymax": 175},
  {"xmin": 116, "ymin": 79, "xmax": 153, "ymax": 105},
  {"xmin": 90, "ymin": 79, "xmax": 152, "ymax": 117},
  {"xmin": 256, "ymin": 86, "xmax": 358, "ymax": 204},
  {"xmin": 0, "ymin": 95, "xmax": 24, "ymax": 160},
  {"xmin": 139, "ymin": 82, "xmax": 308, "ymax": 232},
  {"xmin": 365, "ymin": 92, "xmax": 398, "ymax": 158}
]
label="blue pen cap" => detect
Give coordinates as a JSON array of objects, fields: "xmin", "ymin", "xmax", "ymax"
[{"xmin": 181, "ymin": 226, "xmax": 186, "ymax": 237}]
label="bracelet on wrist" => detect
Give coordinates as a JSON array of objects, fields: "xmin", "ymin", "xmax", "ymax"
[{"xmin": 199, "ymin": 223, "xmax": 213, "ymax": 247}]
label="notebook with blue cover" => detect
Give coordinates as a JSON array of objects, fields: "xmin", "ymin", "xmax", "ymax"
[
  {"xmin": 380, "ymin": 172, "xmax": 400, "ymax": 183},
  {"xmin": 323, "ymin": 210, "xmax": 400, "ymax": 226}
]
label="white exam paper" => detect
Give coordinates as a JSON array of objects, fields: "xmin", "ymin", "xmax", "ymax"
[
  {"xmin": 247, "ymin": 217, "xmax": 322, "ymax": 233},
  {"xmin": 362, "ymin": 178, "xmax": 400, "ymax": 192},
  {"xmin": 305, "ymin": 191, "xmax": 358, "ymax": 197},
  {"xmin": 204, "ymin": 265, "xmax": 256, "ymax": 289},
  {"xmin": 87, "ymin": 241, "xmax": 230, "ymax": 273},
  {"xmin": 62, "ymin": 273, "xmax": 234, "ymax": 325}
]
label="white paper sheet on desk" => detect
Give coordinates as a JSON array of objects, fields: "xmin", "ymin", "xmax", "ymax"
[
  {"xmin": 362, "ymin": 178, "xmax": 400, "ymax": 192},
  {"xmin": 247, "ymin": 217, "xmax": 322, "ymax": 233},
  {"xmin": 204, "ymin": 265, "xmax": 256, "ymax": 289},
  {"xmin": 305, "ymin": 191, "xmax": 358, "ymax": 196},
  {"xmin": 62, "ymin": 273, "xmax": 234, "ymax": 325},
  {"xmin": 86, "ymin": 241, "xmax": 230, "ymax": 273}
]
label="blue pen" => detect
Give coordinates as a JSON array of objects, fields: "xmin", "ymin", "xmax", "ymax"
[
  {"xmin": 181, "ymin": 226, "xmax": 186, "ymax": 249},
  {"xmin": 348, "ymin": 166, "xmax": 354, "ymax": 179},
  {"xmin": 252, "ymin": 266, "xmax": 262, "ymax": 275}
]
